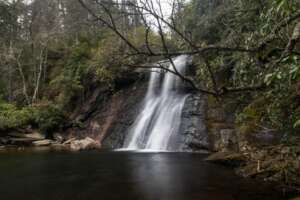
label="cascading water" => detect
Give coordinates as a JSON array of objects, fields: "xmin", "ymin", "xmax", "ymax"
[{"xmin": 123, "ymin": 55, "xmax": 190, "ymax": 151}]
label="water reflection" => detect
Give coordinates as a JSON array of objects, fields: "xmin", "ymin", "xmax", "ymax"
[{"xmin": 130, "ymin": 154, "xmax": 185, "ymax": 200}]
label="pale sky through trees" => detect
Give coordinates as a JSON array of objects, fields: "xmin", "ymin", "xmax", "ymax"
[
  {"xmin": 19, "ymin": 0, "xmax": 174, "ymax": 14},
  {"xmin": 11, "ymin": 0, "xmax": 181, "ymax": 31},
  {"xmin": 14, "ymin": 0, "xmax": 177, "ymax": 19}
]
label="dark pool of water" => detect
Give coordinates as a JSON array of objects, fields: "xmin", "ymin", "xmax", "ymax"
[{"xmin": 0, "ymin": 150, "xmax": 289, "ymax": 200}]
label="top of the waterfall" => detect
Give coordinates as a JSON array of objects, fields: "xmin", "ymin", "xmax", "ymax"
[{"xmin": 156, "ymin": 55, "xmax": 192, "ymax": 66}]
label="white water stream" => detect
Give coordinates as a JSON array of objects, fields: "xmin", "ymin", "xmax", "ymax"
[{"xmin": 124, "ymin": 55, "xmax": 189, "ymax": 151}]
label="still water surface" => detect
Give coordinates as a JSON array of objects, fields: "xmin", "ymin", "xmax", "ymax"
[{"xmin": 0, "ymin": 150, "xmax": 287, "ymax": 200}]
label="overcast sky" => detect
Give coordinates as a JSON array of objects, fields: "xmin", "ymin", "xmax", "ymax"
[
  {"xmin": 20, "ymin": 0, "xmax": 181, "ymax": 26},
  {"xmin": 21, "ymin": 0, "xmax": 175, "ymax": 15}
]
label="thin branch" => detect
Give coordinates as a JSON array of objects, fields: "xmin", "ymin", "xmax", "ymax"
[
  {"xmin": 202, "ymin": 56, "xmax": 219, "ymax": 95},
  {"xmin": 78, "ymin": 0, "xmax": 140, "ymax": 53},
  {"xmin": 221, "ymin": 84, "xmax": 266, "ymax": 95},
  {"xmin": 125, "ymin": 63, "xmax": 217, "ymax": 95}
]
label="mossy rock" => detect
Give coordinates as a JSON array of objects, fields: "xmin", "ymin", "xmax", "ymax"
[
  {"xmin": 207, "ymin": 95, "xmax": 219, "ymax": 107},
  {"xmin": 236, "ymin": 96, "xmax": 270, "ymax": 124},
  {"xmin": 237, "ymin": 122, "xmax": 258, "ymax": 137}
]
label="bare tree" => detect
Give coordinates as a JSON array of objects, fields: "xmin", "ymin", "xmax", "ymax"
[{"xmin": 76, "ymin": 0, "xmax": 274, "ymax": 95}]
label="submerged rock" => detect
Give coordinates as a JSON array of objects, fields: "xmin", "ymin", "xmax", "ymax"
[{"xmin": 70, "ymin": 137, "xmax": 101, "ymax": 151}]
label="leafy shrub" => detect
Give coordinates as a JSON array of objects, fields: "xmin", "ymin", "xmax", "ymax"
[
  {"xmin": 49, "ymin": 39, "xmax": 91, "ymax": 106},
  {"xmin": 0, "ymin": 100, "xmax": 65, "ymax": 135},
  {"xmin": 34, "ymin": 104, "xmax": 65, "ymax": 135},
  {"xmin": 0, "ymin": 102, "xmax": 37, "ymax": 131}
]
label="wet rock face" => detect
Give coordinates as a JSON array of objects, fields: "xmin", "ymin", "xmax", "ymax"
[
  {"xmin": 174, "ymin": 94, "xmax": 210, "ymax": 152},
  {"xmin": 205, "ymin": 97, "xmax": 239, "ymax": 152},
  {"xmin": 101, "ymin": 84, "xmax": 146, "ymax": 148},
  {"xmin": 72, "ymin": 82, "xmax": 212, "ymax": 151},
  {"xmin": 67, "ymin": 72, "xmax": 148, "ymax": 149}
]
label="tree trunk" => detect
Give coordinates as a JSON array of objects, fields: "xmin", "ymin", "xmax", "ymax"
[
  {"xmin": 32, "ymin": 47, "xmax": 47, "ymax": 103},
  {"xmin": 16, "ymin": 58, "xmax": 30, "ymax": 105}
]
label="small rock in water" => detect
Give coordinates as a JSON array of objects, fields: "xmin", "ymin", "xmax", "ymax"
[
  {"xmin": 32, "ymin": 140, "xmax": 53, "ymax": 147},
  {"xmin": 70, "ymin": 137, "xmax": 101, "ymax": 151}
]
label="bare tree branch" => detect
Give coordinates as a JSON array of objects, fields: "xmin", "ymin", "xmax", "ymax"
[
  {"xmin": 77, "ymin": 0, "xmax": 290, "ymax": 97},
  {"xmin": 78, "ymin": 0, "xmax": 140, "ymax": 53}
]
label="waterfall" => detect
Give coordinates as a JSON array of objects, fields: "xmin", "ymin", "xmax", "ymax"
[{"xmin": 124, "ymin": 55, "xmax": 190, "ymax": 151}]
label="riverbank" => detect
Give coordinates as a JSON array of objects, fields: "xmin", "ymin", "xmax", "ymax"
[
  {"xmin": 0, "ymin": 131, "xmax": 101, "ymax": 152},
  {"xmin": 206, "ymin": 141, "xmax": 300, "ymax": 196}
]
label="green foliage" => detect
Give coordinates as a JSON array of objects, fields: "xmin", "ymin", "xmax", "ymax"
[
  {"xmin": 0, "ymin": 99, "xmax": 65, "ymax": 134},
  {"xmin": 0, "ymin": 80, "xmax": 6, "ymax": 97},
  {"xmin": 0, "ymin": 101, "xmax": 37, "ymax": 131},
  {"xmin": 127, "ymin": 27, "xmax": 162, "ymax": 51},
  {"xmin": 272, "ymin": 0, "xmax": 300, "ymax": 16},
  {"xmin": 179, "ymin": 0, "xmax": 229, "ymax": 44},
  {"xmin": 293, "ymin": 120, "xmax": 300, "ymax": 128},
  {"xmin": 236, "ymin": 97, "xmax": 269, "ymax": 128},
  {"xmin": 49, "ymin": 32, "xmax": 132, "ymax": 104},
  {"xmin": 260, "ymin": 55, "xmax": 300, "ymax": 133},
  {"xmin": 0, "ymin": 0, "xmax": 22, "ymax": 43},
  {"xmin": 89, "ymin": 28, "xmax": 162, "ymax": 87},
  {"xmin": 50, "ymin": 72, "xmax": 84, "ymax": 106},
  {"xmin": 89, "ymin": 33, "xmax": 122, "ymax": 86},
  {"xmin": 34, "ymin": 103, "xmax": 65, "ymax": 134},
  {"xmin": 181, "ymin": 0, "xmax": 300, "ymax": 139},
  {"xmin": 264, "ymin": 56, "xmax": 300, "ymax": 86},
  {"xmin": 49, "ymin": 38, "xmax": 91, "ymax": 105}
]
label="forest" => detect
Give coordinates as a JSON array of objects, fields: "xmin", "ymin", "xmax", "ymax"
[{"xmin": 0, "ymin": 0, "xmax": 300, "ymax": 199}]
